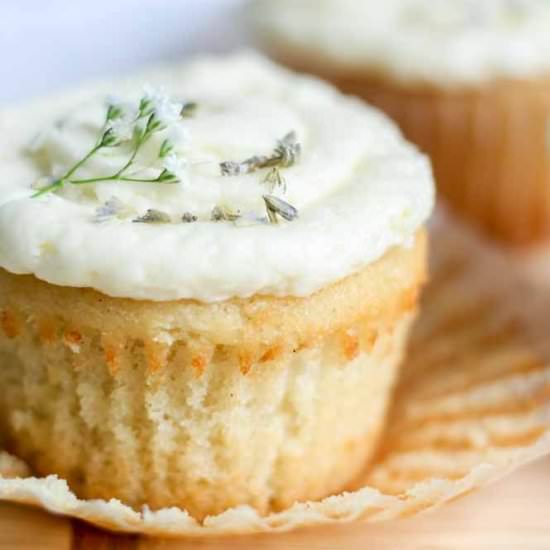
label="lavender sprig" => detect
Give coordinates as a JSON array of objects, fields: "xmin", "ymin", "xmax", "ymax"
[{"xmin": 220, "ymin": 131, "xmax": 301, "ymax": 185}]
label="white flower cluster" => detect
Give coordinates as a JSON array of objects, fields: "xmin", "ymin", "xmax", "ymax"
[
  {"xmin": 142, "ymin": 85, "xmax": 183, "ymax": 128},
  {"xmin": 107, "ymin": 109, "xmax": 135, "ymax": 142},
  {"xmin": 105, "ymin": 86, "xmax": 193, "ymax": 184},
  {"xmin": 162, "ymin": 153, "xmax": 188, "ymax": 182}
]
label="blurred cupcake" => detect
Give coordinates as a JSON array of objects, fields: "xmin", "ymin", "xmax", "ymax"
[
  {"xmin": 252, "ymin": 0, "xmax": 550, "ymax": 244},
  {"xmin": 0, "ymin": 53, "xmax": 433, "ymax": 519}
]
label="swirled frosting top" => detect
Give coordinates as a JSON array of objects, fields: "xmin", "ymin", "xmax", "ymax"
[{"xmin": 0, "ymin": 53, "xmax": 433, "ymax": 302}]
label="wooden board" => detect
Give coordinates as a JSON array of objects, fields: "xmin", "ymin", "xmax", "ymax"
[{"xmin": 1, "ymin": 457, "xmax": 550, "ymax": 549}]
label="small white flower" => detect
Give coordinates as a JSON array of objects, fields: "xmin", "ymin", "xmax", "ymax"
[
  {"xmin": 167, "ymin": 124, "xmax": 191, "ymax": 150},
  {"xmin": 143, "ymin": 85, "xmax": 183, "ymax": 128},
  {"xmin": 107, "ymin": 106, "xmax": 136, "ymax": 143},
  {"xmin": 155, "ymin": 98, "xmax": 182, "ymax": 128},
  {"xmin": 106, "ymin": 95, "xmax": 133, "ymax": 114},
  {"xmin": 163, "ymin": 153, "xmax": 188, "ymax": 182},
  {"xmin": 108, "ymin": 118, "xmax": 134, "ymax": 142}
]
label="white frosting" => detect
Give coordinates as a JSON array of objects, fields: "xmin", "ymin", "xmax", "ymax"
[
  {"xmin": 252, "ymin": 0, "xmax": 550, "ymax": 86},
  {"xmin": 0, "ymin": 53, "xmax": 433, "ymax": 302}
]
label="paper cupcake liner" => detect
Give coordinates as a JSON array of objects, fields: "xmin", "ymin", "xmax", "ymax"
[
  {"xmin": 349, "ymin": 77, "xmax": 550, "ymax": 245},
  {"xmin": 2, "ymin": 210, "xmax": 550, "ymax": 537}
]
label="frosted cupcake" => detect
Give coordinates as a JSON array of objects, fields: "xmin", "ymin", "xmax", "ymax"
[
  {"xmin": 252, "ymin": 0, "xmax": 550, "ymax": 244},
  {"xmin": 0, "ymin": 53, "xmax": 433, "ymax": 519}
]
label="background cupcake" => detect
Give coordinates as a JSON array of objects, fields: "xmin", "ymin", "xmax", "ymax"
[
  {"xmin": 0, "ymin": 53, "xmax": 433, "ymax": 519},
  {"xmin": 252, "ymin": 0, "xmax": 550, "ymax": 245}
]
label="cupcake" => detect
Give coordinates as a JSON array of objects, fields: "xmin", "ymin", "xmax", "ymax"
[
  {"xmin": 252, "ymin": 0, "xmax": 550, "ymax": 244},
  {"xmin": 0, "ymin": 53, "xmax": 433, "ymax": 519}
]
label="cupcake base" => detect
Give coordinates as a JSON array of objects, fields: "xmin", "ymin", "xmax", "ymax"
[
  {"xmin": 2, "ymin": 215, "xmax": 550, "ymax": 537},
  {"xmin": 0, "ymin": 233, "xmax": 426, "ymax": 519}
]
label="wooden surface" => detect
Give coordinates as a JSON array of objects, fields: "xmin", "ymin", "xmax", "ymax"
[{"xmin": 0, "ymin": 457, "xmax": 549, "ymax": 549}]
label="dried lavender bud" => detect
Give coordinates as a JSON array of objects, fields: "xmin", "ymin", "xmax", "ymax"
[
  {"xmin": 211, "ymin": 205, "xmax": 241, "ymax": 222},
  {"xmin": 264, "ymin": 167, "xmax": 286, "ymax": 193},
  {"xmin": 219, "ymin": 132, "xmax": 301, "ymax": 177},
  {"xmin": 180, "ymin": 102, "xmax": 198, "ymax": 118},
  {"xmin": 263, "ymin": 194, "xmax": 299, "ymax": 223},
  {"xmin": 181, "ymin": 212, "xmax": 198, "ymax": 223},
  {"xmin": 220, "ymin": 156, "xmax": 272, "ymax": 176},
  {"xmin": 93, "ymin": 197, "xmax": 125, "ymax": 223},
  {"xmin": 233, "ymin": 211, "xmax": 270, "ymax": 227},
  {"xmin": 274, "ymin": 131, "xmax": 301, "ymax": 168},
  {"xmin": 220, "ymin": 161, "xmax": 246, "ymax": 177},
  {"xmin": 133, "ymin": 209, "xmax": 171, "ymax": 224}
]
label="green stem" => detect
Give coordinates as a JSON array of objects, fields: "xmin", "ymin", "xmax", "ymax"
[
  {"xmin": 64, "ymin": 144, "xmax": 102, "ymax": 180},
  {"xmin": 114, "ymin": 142, "xmax": 140, "ymax": 177},
  {"xmin": 31, "ymin": 107, "xmax": 169, "ymax": 197},
  {"xmin": 32, "ymin": 172, "xmax": 174, "ymax": 196},
  {"xmin": 70, "ymin": 175, "xmax": 170, "ymax": 185},
  {"xmin": 32, "ymin": 143, "xmax": 104, "ymax": 198},
  {"xmin": 114, "ymin": 126, "xmax": 154, "ymax": 177},
  {"xmin": 31, "ymin": 179, "xmax": 64, "ymax": 198}
]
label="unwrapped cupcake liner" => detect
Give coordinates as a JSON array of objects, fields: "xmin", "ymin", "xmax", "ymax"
[{"xmin": 2, "ymin": 210, "xmax": 550, "ymax": 537}]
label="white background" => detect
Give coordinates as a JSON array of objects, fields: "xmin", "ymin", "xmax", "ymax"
[{"xmin": 0, "ymin": 0, "xmax": 248, "ymax": 105}]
